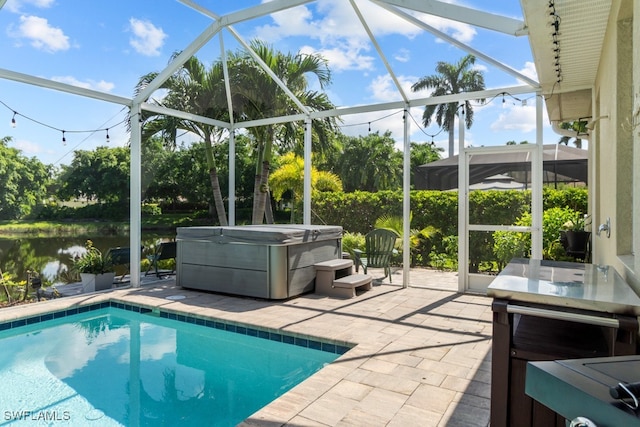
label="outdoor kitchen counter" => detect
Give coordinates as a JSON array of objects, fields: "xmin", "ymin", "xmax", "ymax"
[
  {"xmin": 487, "ymin": 258, "xmax": 640, "ymax": 427},
  {"xmin": 487, "ymin": 258, "xmax": 640, "ymax": 316}
]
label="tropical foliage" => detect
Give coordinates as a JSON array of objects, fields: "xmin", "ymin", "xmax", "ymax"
[
  {"xmin": 558, "ymin": 120, "xmax": 588, "ymax": 148},
  {"xmin": 0, "ymin": 137, "xmax": 51, "ymax": 220},
  {"xmin": 269, "ymin": 153, "xmax": 342, "ymax": 222},
  {"xmin": 335, "ymin": 131, "xmax": 403, "ymax": 192},
  {"xmin": 57, "ymin": 146, "xmax": 130, "ymax": 204},
  {"xmin": 135, "ymin": 54, "xmax": 230, "ymax": 225},
  {"xmin": 374, "ymin": 214, "xmax": 439, "ymax": 266},
  {"xmin": 411, "ymin": 54, "xmax": 485, "ymax": 157},
  {"xmin": 71, "ymin": 240, "xmax": 114, "ymax": 275},
  {"xmin": 227, "ymin": 40, "xmax": 339, "ymax": 224}
]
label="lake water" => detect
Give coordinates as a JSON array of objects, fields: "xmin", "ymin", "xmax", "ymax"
[{"xmin": 0, "ymin": 234, "xmax": 174, "ymax": 286}]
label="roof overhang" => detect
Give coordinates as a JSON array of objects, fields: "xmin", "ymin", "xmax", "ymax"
[{"xmin": 520, "ymin": 0, "xmax": 613, "ymax": 123}]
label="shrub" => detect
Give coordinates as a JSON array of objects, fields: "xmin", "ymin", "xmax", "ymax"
[
  {"xmin": 71, "ymin": 240, "xmax": 114, "ymax": 275},
  {"xmin": 341, "ymin": 231, "xmax": 365, "ymax": 259},
  {"xmin": 493, "ymin": 206, "xmax": 583, "ymax": 267},
  {"xmin": 142, "ymin": 203, "xmax": 162, "ymax": 216}
]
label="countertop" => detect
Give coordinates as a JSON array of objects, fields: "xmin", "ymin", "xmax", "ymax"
[
  {"xmin": 526, "ymin": 356, "xmax": 640, "ymax": 426},
  {"xmin": 487, "ymin": 258, "xmax": 640, "ymax": 316}
]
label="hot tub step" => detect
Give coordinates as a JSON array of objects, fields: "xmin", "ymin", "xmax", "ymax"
[
  {"xmin": 314, "ymin": 259, "xmax": 354, "ymax": 295},
  {"xmin": 329, "ymin": 274, "xmax": 373, "ymax": 298},
  {"xmin": 314, "ymin": 258, "xmax": 353, "ymax": 271}
]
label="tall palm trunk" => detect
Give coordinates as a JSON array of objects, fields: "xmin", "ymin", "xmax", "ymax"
[
  {"xmin": 447, "ymin": 120, "xmax": 455, "ymax": 157},
  {"xmin": 203, "ymin": 129, "xmax": 227, "ymax": 226},
  {"xmin": 265, "ymin": 189, "xmax": 275, "ymax": 224},
  {"xmin": 209, "ymin": 167, "xmax": 228, "ymax": 226},
  {"xmin": 251, "ymin": 172, "xmax": 263, "ymax": 224},
  {"xmin": 252, "ymin": 127, "xmax": 275, "ymax": 224},
  {"xmin": 252, "ymin": 160, "xmax": 271, "ymax": 224}
]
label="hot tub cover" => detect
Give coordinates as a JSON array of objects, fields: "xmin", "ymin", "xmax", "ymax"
[{"xmin": 177, "ymin": 224, "xmax": 343, "ymax": 245}]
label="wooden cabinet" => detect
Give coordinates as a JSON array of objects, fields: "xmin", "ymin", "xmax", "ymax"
[
  {"xmin": 487, "ymin": 259, "xmax": 640, "ymax": 427},
  {"xmin": 491, "ymin": 299, "xmax": 638, "ymax": 427}
]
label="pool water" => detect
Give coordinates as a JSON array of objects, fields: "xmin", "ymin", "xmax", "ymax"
[{"xmin": 0, "ymin": 308, "xmax": 340, "ymax": 426}]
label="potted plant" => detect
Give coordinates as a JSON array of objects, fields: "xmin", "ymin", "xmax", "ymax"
[
  {"xmin": 72, "ymin": 240, "xmax": 115, "ymax": 292},
  {"xmin": 561, "ymin": 214, "xmax": 591, "ymax": 261}
]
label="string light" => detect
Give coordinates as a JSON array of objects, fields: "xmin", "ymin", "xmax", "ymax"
[
  {"xmin": 1, "ymin": 98, "xmax": 127, "ymax": 147},
  {"xmin": 549, "ymin": 0, "xmax": 562, "ymax": 84},
  {"xmin": 337, "ymin": 110, "xmax": 403, "ymax": 132}
]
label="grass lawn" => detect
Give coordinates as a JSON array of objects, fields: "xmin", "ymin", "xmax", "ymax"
[{"xmin": 0, "ymin": 213, "xmax": 211, "ymax": 237}]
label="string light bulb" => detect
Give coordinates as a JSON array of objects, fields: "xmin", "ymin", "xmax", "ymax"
[
  {"xmin": 106, "ymin": 128, "xmax": 110, "ymax": 143},
  {"xmin": 11, "ymin": 111, "xmax": 17, "ymax": 128},
  {"xmin": 62, "ymin": 130, "xmax": 66, "ymax": 146}
]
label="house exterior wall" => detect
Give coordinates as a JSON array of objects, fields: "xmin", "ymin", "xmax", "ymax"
[{"xmin": 593, "ymin": 0, "xmax": 639, "ymax": 291}]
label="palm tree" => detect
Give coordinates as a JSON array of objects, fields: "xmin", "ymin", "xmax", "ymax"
[
  {"xmin": 558, "ymin": 120, "xmax": 588, "ymax": 148},
  {"xmin": 230, "ymin": 40, "xmax": 338, "ymax": 224},
  {"xmin": 336, "ymin": 131, "xmax": 403, "ymax": 192},
  {"xmin": 135, "ymin": 54, "xmax": 230, "ymax": 225},
  {"xmin": 269, "ymin": 153, "xmax": 342, "ymax": 223},
  {"xmin": 411, "ymin": 54, "xmax": 485, "ymax": 157}
]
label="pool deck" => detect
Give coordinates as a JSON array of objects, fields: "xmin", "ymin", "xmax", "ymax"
[{"xmin": 0, "ymin": 268, "xmax": 492, "ymax": 427}]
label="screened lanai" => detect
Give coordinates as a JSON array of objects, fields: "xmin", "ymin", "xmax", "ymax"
[
  {"xmin": 0, "ymin": 0, "xmax": 604, "ymax": 291},
  {"xmin": 416, "ymin": 144, "xmax": 588, "ymax": 190}
]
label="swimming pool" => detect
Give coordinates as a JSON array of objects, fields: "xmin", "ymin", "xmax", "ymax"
[{"xmin": 0, "ymin": 303, "xmax": 348, "ymax": 426}]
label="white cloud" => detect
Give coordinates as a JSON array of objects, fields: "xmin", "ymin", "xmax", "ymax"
[
  {"xmin": 11, "ymin": 138, "xmax": 43, "ymax": 155},
  {"xmin": 300, "ymin": 44, "xmax": 375, "ymax": 72},
  {"xmin": 254, "ymin": 0, "xmax": 475, "ymax": 73},
  {"xmin": 394, "ymin": 48, "xmax": 410, "ymax": 63},
  {"xmin": 51, "ymin": 76, "xmax": 115, "ymax": 92},
  {"xmin": 519, "ymin": 61, "xmax": 539, "ymax": 82},
  {"xmin": 367, "ymin": 74, "xmax": 417, "ymax": 103},
  {"xmin": 128, "ymin": 18, "xmax": 166, "ymax": 56},
  {"xmin": 13, "ymin": 15, "xmax": 70, "ymax": 52},
  {"xmin": 4, "ymin": 0, "xmax": 55, "ymax": 13},
  {"xmin": 421, "ymin": 15, "xmax": 477, "ymax": 44},
  {"xmin": 491, "ymin": 104, "xmax": 537, "ymax": 133}
]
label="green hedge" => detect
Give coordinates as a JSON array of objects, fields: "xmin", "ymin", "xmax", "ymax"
[
  {"xmin": 313, "ymin": 188, "xmax": 588, "ymax": 271},
  {"xmin": 313, "ymin": 188, "xmax": 586, "ymax": 234}
]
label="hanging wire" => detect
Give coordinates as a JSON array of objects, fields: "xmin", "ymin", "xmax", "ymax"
[
  {"xmin": 1, "ymin": 98, "xmax": 129, "ymax": 165},
  {"xmin": 0, "ymin": 99, "xmax": 128, "ymax": 140},
  {"xmin": 407, "ymin": 113, "xmax": 445, "ymax": 146},
  {"xmin": 52, "ymin": 108, "xmax": 129, "ymax": 165},
  {"xmin": 338, "ymin": 109, "xmax": 403, "ymax": 131}
]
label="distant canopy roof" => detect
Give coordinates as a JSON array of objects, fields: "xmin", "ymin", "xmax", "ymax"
[{"xmin": 415, "ymin": 144, "xmax": 587, "ymax": 190}]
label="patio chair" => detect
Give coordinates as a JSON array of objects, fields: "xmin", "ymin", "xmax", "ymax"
[
  {"xmin": 145, "ymin": 241, "xmax": 177, "ymax": 278},
  {"xmin": 106, "ymin": 246, "xmax": 143, "ymax": 282},
  {"xmin": 353, "ymin": 228, "xmax": 398, "ymax": 283}
]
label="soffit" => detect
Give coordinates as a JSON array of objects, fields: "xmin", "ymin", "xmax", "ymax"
[{"xmin": 521, "ymin": 0, "xmax": 612, "ymax": 123}]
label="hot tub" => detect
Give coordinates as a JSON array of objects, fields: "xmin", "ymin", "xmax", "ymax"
[{"xmin": 176, "ymin": 224, "xmax": 343, "ymax": 299}]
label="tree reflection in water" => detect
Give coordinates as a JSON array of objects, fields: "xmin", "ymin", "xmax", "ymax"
[{"xmin": 0, "ymin": 234, "xmax": 173, "ymax": 286}]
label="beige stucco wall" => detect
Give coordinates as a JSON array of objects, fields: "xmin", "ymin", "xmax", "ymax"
[
  {"xmin": 592, "ymin": 0, "xmax": 639, "ymax": 291},
  {"xmin": 635, "ymin": 1, "xmax": 640, "ymax": 281}
]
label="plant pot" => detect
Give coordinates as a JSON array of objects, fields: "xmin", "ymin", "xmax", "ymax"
[
  {"xmin": 80, "ymin": 272, "xmax": 116, "ymax": 292},
  {"xmin": 564, "ymin": 230, "xmax": 591, "ymax": 261},
  {"xmin": 565, "ymin": 231, "xmax": 590, "ymax": 252}
]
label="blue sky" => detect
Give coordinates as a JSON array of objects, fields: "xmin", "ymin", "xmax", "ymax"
[{"xmin": 0, "ymin": 0, "xmax": 561, "ymax": 167}]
